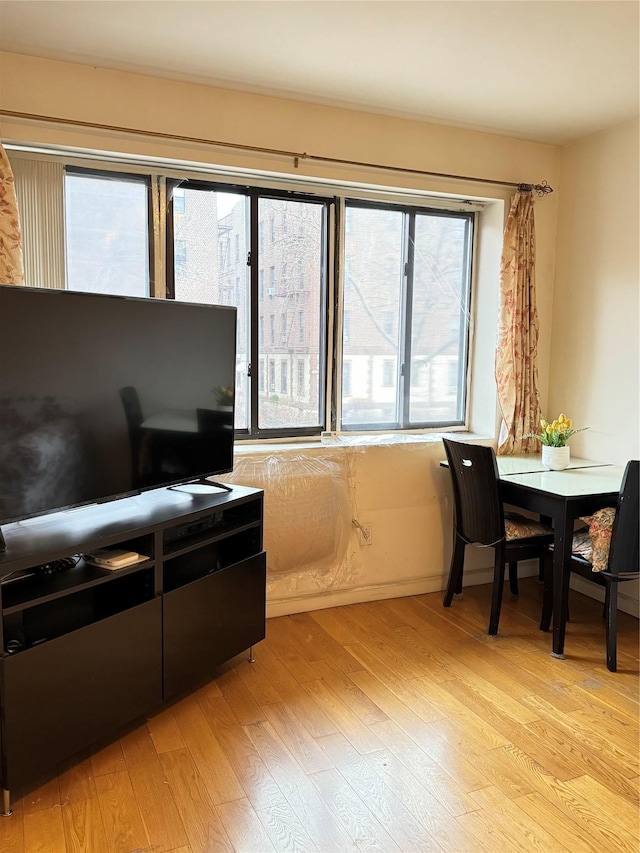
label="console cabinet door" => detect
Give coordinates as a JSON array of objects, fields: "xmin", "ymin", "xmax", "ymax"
[
  {"xmin": 163, "ymin": 552, "xmax": 266, "ymax": 697},
  {"xmin": 1, "ymin": 598, "xmax": 162, "ymax": 790}
]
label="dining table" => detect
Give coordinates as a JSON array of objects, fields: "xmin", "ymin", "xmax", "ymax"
[
  {"xmin": 497, "ymin": 456, "xmax": 624, "ymax": 658},
  {"xmin": 439, "ymin": 449, "xmax": 624, "ymax": 658}
]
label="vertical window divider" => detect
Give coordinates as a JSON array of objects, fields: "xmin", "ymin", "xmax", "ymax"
[
  {"xmin": 249, "ymin": 192, "xmax": 260, "ymax": 435},
  {"xmin": 400, "ymin": 212, "xmax": 416, "ymax": 427}
]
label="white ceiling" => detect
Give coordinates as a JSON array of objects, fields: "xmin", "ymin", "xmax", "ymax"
[{"xmin": 0, "ymin": 0, "xmax": 638, "ymax": 145}]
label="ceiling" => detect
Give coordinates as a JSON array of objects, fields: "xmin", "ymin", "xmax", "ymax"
[{"xmin": 0, "ymin": 0, "xmax": 638, "ymax": 145}]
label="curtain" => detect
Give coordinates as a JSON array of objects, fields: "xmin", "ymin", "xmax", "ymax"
[
  {"xmin": 0, "ymin": 140, "xmax": 25, "ymax": 285},
  {"xmin": 495, "ymin": 188, "xmax": 541, "ymax": 455}
]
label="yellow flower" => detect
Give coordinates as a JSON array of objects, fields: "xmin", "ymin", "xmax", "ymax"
[
  {"xmin": 540, "ymin": 419, "xmax": 547, "ymax": 428},
  {"xmin": 558, "ymin": 413, "xmax": 566, "ymax": 424},
  {"xmin": 565, "ymin": 418, "xmax": 572, "ymax": 428}
]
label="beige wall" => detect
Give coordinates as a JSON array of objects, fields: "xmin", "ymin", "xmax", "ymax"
[
  {"xmin": 551, "ymin": 120, "xmax": 639, "ymax": 615},
  {"xmin": 0, "ymin": 51, "xmax": 571, "ymax": 615}
]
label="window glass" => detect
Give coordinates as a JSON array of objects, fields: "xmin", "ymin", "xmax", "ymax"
[
  {"xmin": 257, "ymin": 196, "xmax": 325, "ymax": 431},
  {"xmin": 341, "ymin": 203, "xmax": 471, "ymax": 429},
  {"xmin": 65, "ymin": 172, "xmax": 149, "ymax": 297},
  {"xmin": 410, "ymin": 213, "xmax": 470, "ymax": 423},
  {"xmin": 342, "ymin": 206, "xmax": 403, "ymax": 427}
]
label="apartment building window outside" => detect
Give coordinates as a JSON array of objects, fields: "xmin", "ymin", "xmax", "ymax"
[
  {"xmin": 341, "ymin": 201, "xmax": 472, "ymax": 429},
  {"xmin": 298, "ymin": 310, "xmax": 305, "ymax": 344},
  {"xmin": 269, "ymin": 314, "xmax": 275, "ymax": 345},
  {"xmin": 280, "ymin": 361, "xmax": 288, "ymax": 394},
  {"xmin": 259, "ymin": 269, "xmax": 264, "ymax": 301},
  {"xmin": 65, "ymin": 169, "xmax": 150, "ymax": 297},
  {"xmin": 269, "ymin": 361, "xmax": 276, "ymax": 392},
  {"xmin": 297, "ymin": 360, "xmax": 305, "ymax": 396},
  {"xmin": 175, "ymin": 239, "xmax": 187, "ymax": 269}
]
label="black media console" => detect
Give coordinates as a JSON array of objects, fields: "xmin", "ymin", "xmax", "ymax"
[{"xmin": 0, "ymin": 484, "xmax": 265, "ymax": 815}]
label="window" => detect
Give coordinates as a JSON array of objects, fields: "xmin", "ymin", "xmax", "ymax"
[
  {"xmin": 341, "ymin": 201, "xmax": 472, "ymax": 429},
  {"xmin": 173, "ymin": 187, "xmax": 185, "ymax": 214},
  {"xmin": 280, "ymin": 361, "xmax": 288, "ymax": 394},
  {"xmin": 175, "ymin": 239, "xmax": 187, "ymax": 268},
  {"xmin": 298, "ymin": 310, "xmax": 305, "ymax": 344},
  {"xmin": 65, "ymin": 169, "xmax": 150, "ymax": 297},
  {"xmin": 297, "ymin": 360, "xmax": 305, "ymax": 396}
]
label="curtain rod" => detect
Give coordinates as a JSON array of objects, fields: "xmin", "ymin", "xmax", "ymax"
[{"xmin": 0, "ymin": 108, "xmax": 554, "ymax": 196}]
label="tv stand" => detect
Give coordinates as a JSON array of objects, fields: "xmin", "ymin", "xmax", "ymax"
[{"xmin": 0, "ymin": 484, "xmax": 265, "ymax": 813}]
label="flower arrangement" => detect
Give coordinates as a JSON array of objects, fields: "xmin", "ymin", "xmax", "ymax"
[{"xmin": 527, "ymin": 413, "xmax": 588, "ymax": 447}]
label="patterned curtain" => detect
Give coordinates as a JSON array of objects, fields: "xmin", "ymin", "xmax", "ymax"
[
  {"xmin": 495, "ymin": 188, "xmax": 541, "ymax": 455},
  {"xmin": 0, "ymin": 140, "xmax": 24, "ymax": 285}
]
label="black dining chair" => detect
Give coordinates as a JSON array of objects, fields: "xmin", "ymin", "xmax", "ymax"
[
  {"xmin": 442, "ymin": 438, "xmax": 554, "ymax": 635},
  {"xmin": 540, "ymin": 459, "xmax": 639, "ymax": 671}
]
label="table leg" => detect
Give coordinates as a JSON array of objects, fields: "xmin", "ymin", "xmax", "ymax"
[{"xmin": 552, "ymin": 508, "xmax": 573, "ymax": 658}]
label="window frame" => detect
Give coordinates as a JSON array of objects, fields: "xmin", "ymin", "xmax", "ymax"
[
  {"xmin": 338, "ymin": 198, "xmax": 474, "ymax": 432},
  {"xmin": 165, "ymin": 178, "xmax": 333, "ymax": 440}
]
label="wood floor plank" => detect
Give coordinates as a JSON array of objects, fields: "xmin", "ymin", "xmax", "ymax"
[
  {"xmin": 468, "ymin": 784, "xmax": 571, "ymax": 852},
  {"xmin": 367, "ymin": 718, "xmax": 481, "ymax": 815},
  {"xmin": 159, "ymin": 748, "xmax": 234, "ymax": 853},
  {"xmin": 216, "ymin": 798, "xmax": 278, "ymax": 853},
  {"xmin": 336, "ymin": 753, "xmax": 446, "ymax": 852},
  {"xmin": 301, "ymin": 677, "xmax": 387, "ymax": 754},
  {"xmin": 119, "ymin": 724, "xmax": 190, "ymax": 851},
  {"xmin": 60, "ymin": 797, "xmax": 110, "ymax": 853},
  {"xmin": 310, "ymin": 766, "xmax": 403, "ymax": 852},
  {"xmin": 196, "ymin": 688, "xmax": 289, "ymax": 811},
  {"xmin": 308, "ymin": 658, "xmax": 389, "ymax": 725},
  {"xmin": 146, "ymin": 704, "xmax": 187, "ymax": 754},
  {"xmin": 364, "ymin": 748, "xmax": 482, "ymax": 852},
  {"xmin": 171, "ymin": 692, "xmax": 246, "ymax": 805},
  {"xmin": 246, "ymin": 719, "xmax": 360, "ymax": 851},
  {"xmin": 514, "ymin": 791, "xmax": 603, "ymax": 853},
  {"xmin": 22, "ymin": 804, "xmax": 67, "ymax": 853},
  {"xmin": 0, "ymin": 797, "xmax": 24, "ymax": 853},
  {"xmin": 261, "ymin": 702, "xmax": 335, "ymax": 775},
  {"xmin": 93, "ymin": 770, "xmax": 150, "ymax": 853},
  {"xmin": 255, "ymin": 800, "xmax": 319, "ymax": 852}
]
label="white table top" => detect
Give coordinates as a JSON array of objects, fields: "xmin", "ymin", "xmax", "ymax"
[
  {"xmin": 495, "ymin": 454, "xmax": 610, "ymax": 476},
  {"xmin": 501, "ymin": 464, "xmax": 625, "ymax": 497}
]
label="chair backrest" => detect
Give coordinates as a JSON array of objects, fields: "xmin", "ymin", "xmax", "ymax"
[
  {"xmin": 608, "ymin": 460, "xmax": 639, "ymax": 575},
  {"xmin": 442, "ymin": 439, "xmax": 504, "ymax": 546}
]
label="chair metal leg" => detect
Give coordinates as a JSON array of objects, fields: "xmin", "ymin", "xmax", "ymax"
[
  {"xmin": 605, "ymin": 580, "xmax": 618, "ymax": 672},
  {"xmin": 488, "ymin": 551, "xmax": 505, "ymax": 635},
  {"xmin": 508, "ymin": 562, "xmax": 519, "ymax": 595},
  {"xmin": 443, "ymin": 537, "xmax": 465, "ymax": 607}
]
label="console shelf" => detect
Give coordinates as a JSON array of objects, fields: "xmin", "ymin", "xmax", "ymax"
[{"xmin": 0, "ymin": 484, "xmax": 265, "ymax": 808}]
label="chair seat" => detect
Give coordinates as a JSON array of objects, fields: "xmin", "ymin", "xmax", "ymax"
[{"xmin": 504, "ymin": 513, "xmax": 553, "ymax": 542}]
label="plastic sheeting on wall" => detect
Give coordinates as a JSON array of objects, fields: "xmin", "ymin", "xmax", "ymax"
[{"xmin": 226, "ymin": 451, "xmax": 352, "ymax": 582}]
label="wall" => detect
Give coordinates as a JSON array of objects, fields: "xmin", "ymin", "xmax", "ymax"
[
  {"xmin": 0, "ymin": 51, "xmax": 564, "ymax": 615},
  {"xmin": 551, "ymin": 119, "xmax": 639, "ymax": 615}
]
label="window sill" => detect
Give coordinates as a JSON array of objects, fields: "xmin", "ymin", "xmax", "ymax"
[{"xmin": 233, "ymin": 430, "xmax": 492, "ymax": 455}]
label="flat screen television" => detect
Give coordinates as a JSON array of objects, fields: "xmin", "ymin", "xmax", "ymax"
[{"xmin": 0, "ymin": 285, "xmax": 237, "ymax": 544}]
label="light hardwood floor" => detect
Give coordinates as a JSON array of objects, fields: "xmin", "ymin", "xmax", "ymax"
[{"xmin": 0, "ymin": 579, "xmax": 638, "ymax": 853}]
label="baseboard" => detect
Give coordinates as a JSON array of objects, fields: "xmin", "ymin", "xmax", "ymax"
[
  {"xmin": 265, "ymin": 562, "xmax": 539, "ymax": 618},
  {"xmin": 266, "ymin": 561, "xmax": 639, "ymax": 621},
  {"xmin": 570, "ymin": 575, "xmax": 639, "ymax": 618}
]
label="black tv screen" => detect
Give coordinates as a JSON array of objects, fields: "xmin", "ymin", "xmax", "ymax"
[{"xmin": 0, "ymin": 286, "xmax": 237, "ymax": 525}]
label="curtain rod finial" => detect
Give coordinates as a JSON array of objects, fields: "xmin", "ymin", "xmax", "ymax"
[{"xmin": 519, "ymin": 180, "xmax": 553, "ymax": 197}]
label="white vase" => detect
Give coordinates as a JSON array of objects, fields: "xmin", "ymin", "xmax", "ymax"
[{"xmin": 542, "ymin": 445, "xmax": 570, "ymax": 471}]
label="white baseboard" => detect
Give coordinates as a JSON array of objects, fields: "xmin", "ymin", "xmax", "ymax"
[
  {"xmin": 265, "ymin": 563, "xmax": 536, "ymax": 618},
  {"xmin": 570, "ymin": 575, "xmax": 639, "ymax": 618},
  {"xmin": 266, "ymin": 561, "xmax": 639, "ymax": 620}
]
